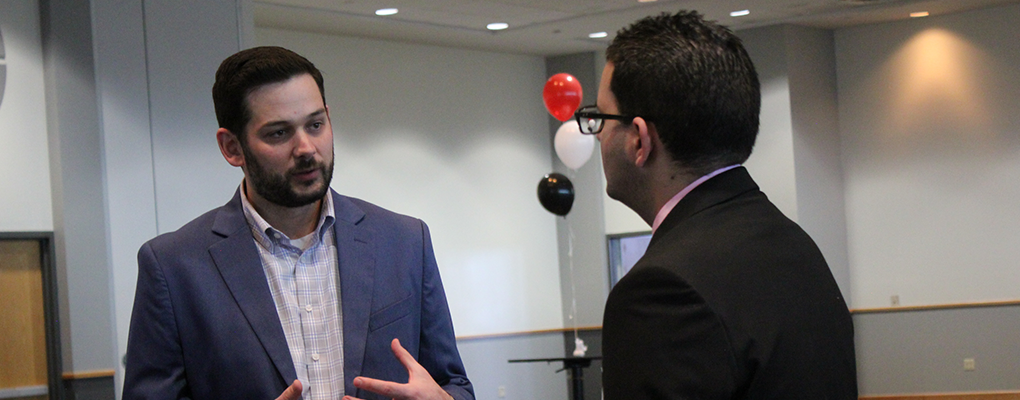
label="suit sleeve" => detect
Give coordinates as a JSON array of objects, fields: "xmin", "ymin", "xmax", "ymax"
[
  {"xmin": 415, "ymin": 221, "xmax": 475, "ymax": 400},
  {"xmin": 122, "ymin": 243, "xmax": 191, "ymax": 400},
  {"xmin": 602, "ymin": 266, "xmax": 738, "ymax": 400}
]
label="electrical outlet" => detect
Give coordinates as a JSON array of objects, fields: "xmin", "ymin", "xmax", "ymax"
[
  {"xmin": 890, "ymin": 295, "xmax": 900, "ymax": 306},
  {"xmin": 964, "ymin": 358, "xmax": 976, "ymax": 371},
  {"xmin": 498, "ymin": 386, "xmax": 506, "ymax": 398}
]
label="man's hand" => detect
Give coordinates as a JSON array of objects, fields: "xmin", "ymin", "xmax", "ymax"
[
  {"xmin": 343, "ymin": 338, "xmax": 453, "ymax": 400},
  {"xmin": 276, "ymin": 380, "xmax": 302, "ymax": 400}
]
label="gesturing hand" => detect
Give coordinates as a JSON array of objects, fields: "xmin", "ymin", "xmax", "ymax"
[
  {"xmin": 276, "ymin": 380, "xmax": 303, "ymax": 400},
  {"xmin": 343, "ymin": 338, "xmax": 453, "ymax": 400}
]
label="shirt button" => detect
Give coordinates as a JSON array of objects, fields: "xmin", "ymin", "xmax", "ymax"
[
  {"xmin": 311, "ymin": 353, "xmax": 320, "ymax": 362},
  {"xmin": 305, "ymin": 305, "xmax": 313, "ymax": 312}
]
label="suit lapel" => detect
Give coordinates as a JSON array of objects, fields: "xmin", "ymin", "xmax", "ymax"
[
  {"xmin": 208, "ymin": 190, "xmax": 297, "ymax": 385},
  {"xmin": 331, "ymin": 193, "xmax": 374, "ymax": 395}
]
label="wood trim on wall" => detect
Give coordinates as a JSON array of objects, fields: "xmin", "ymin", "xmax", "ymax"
[
  {"xmin": 851, "ymin": 299, "xmax": 1020, "ymax": 314},
  {"xmin": 456, "ymin": 326, "xmax": 602, "ymax": 341},
  {"xmin": 860, "ymin": 390, "xmax": 1020, "ymax": 399},
  {"xmin": 60, "ymin": 370, "xmax": 115, "ymax": 380}
]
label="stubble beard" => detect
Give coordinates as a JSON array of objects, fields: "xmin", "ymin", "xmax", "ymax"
[{"xmin": 242, "ymin": 143, "xmax": 335, "ymax": 208}]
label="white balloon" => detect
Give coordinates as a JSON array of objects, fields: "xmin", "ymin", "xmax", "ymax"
[{"xmin": 554, "ymin": 121, "xmax": 594, "ymax": 170}]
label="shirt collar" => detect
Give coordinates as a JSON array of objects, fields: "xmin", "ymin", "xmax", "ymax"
[
  {"xmin": 239, "ymin": 182, "xmax": 336, "ymax": 250},
  {"xmin": 650, "ymin": 164, "xmax": 741, "ymax": 235}
]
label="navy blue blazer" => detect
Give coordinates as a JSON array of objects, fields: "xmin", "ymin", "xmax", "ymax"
[{"xmin": 123, "ymin": 189, "xmax": 473, "ymax": 400}]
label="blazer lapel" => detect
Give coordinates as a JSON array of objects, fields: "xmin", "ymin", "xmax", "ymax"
[
  {"xmin": 208, "ymin": 190, "xmax": 297, "ymax": 385},
  {"xmin": 332, "ymin": 192, "xmax": 374, "ymax": 395}
]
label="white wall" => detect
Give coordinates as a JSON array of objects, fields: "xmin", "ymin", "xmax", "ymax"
[
  {"xmin": 0, "ymin": 0, "xmax": 52, "ymax": 232},
  {"xmin": 837, "ymin": 4, "xmax": 1020, "ymax": 309},
  {"xmin": 257, "ymin": 28, "xmax": 564, "ymax": 337}
]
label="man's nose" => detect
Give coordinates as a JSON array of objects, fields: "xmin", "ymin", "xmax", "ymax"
[{"xmin": 293, "ymin": 130, "xmax": 316, "ymax": 156}]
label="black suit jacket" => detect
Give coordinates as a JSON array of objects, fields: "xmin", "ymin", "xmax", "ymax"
[{"xmin": 602, "ymin": 167, "xmax": 857, "ymax": 399}]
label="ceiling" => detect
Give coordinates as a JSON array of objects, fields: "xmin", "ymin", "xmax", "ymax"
[{"xmin": 255, "ymin": 0, "xmax": 1020, "ymax": 55}]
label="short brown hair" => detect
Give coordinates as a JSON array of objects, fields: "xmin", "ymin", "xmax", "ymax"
[{"xmin": 212, "ymin": 46, "xmax": 325, "ymax": 142}]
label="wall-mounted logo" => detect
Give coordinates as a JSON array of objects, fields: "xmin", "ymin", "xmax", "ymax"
[{"xmin": 1, "ymin": 26, "xmax": 7, "ymax": 109}]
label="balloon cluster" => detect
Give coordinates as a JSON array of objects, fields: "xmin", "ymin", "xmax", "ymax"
[
  {"xmin": 540, "ymin": 74, "xmax": 591, "ymax": 356},
  {"xmin": 538, "ymin": 73, "xmax": 594, "ymax": 216}
]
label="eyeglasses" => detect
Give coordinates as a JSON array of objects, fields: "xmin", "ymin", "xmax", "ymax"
[{"xmin": 573, "ymin": 105, "xmax": 635, "ymax": 135}]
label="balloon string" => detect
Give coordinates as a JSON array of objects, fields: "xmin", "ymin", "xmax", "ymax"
[{"xmin": 567, "ymin": 213, "xmax": 579, "ymax": 344}]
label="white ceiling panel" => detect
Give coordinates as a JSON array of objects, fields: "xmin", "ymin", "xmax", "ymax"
[{"xmin": 255, "ymin": 0, "xmax": 1020, "ymax": 55}]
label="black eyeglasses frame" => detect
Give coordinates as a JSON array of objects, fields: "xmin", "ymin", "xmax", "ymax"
[{"xmin": 573, "ymin": 105, "xmax": 636, "ymax": 135}]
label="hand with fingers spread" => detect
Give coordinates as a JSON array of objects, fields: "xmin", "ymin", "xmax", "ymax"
[
  {"xmin": 343, "ymin": 338, "xmax": 453, "ymax": 400},
  {"xmin": 276, "ymin": 380, "xmax": 303, "ymax": 400}
]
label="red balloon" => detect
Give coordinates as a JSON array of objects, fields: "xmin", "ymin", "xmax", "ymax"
[{"xmin": 543, "ymin": 73, "xmax": 583, "ymax": 122}]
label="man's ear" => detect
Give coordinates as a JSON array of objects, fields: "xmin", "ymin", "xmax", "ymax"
[
  {"xmin": 216, "ymin": 128, "xmax": 245, "ymax": 167},
  {"xmin": 628, "ymin": 116, "xmax": 655, "ymax": 168}
]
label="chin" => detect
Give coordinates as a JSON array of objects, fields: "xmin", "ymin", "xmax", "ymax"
[{"xmin": 295, "ymin": 182, "xmax": 329, "ymax": 199}]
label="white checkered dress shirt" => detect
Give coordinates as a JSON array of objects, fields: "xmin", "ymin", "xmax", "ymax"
[{"xmin": 241, "ymin": 189, "xmax": 345, "ymax": 400}]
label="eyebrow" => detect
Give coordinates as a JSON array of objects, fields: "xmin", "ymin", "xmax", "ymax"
[{"xmin": 258, "ymin": 108, "xmax": 327, "ymax": 130}]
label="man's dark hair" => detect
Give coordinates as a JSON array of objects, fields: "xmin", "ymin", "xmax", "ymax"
[
  {"xmin": 212, "ymin": 46, "xmax": 325, "ymax": 142},
  {"xmin": 606, "ymin": 11, "xmax": 760, "ymax": 174}
]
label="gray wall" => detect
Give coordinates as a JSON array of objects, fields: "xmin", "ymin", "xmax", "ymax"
[
  {"xmin": 855, "ymin": 305, "xmax": 1020, "ymax": 394},
  {"xmin": 458, "ymin": 333, "xmax": 569, "ymax": 400},
  {"xmin": 785, "ymin": 26, "xmax": 851, "ymax": 304},
  {"xmin": 833, "ymin": 3, "xmax": 1020, "ymax": 395},
  {"xmin": 837, "ymin": 3, "xmax": 1020, "ymax": 310},
  {"xmin": 91, "ymin": 0, "xmax": 252, "ymax": 397},
  {"xmin": 91, "ymin": 0, "xmax": 157, "ymax": 393},
  {"xmin": 739, "ymin": 24, "xmax": 852, "ymax": 301},
  {"xmin": 40, "ymin": 0, "xmax": 117, "ymax": 376}
]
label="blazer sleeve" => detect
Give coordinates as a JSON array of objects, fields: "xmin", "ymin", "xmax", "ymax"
[
  {"xmin": 415, "ymin": 221, "xmax": 475, "ymax": 400},
  {"xmin": 602, "ymin": 265, "xmax": 738, "ymax": 400},
  {"xmin": 122, "ymin": 243, "xmax": 192, "ymax": 400}
]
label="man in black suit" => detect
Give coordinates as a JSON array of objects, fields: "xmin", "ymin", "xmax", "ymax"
[{"xmin": 574, "ymin": 11, "xmax": 857, "ymax": 399}]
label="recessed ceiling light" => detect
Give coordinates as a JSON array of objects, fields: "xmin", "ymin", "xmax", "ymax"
[
  {"xmin": 487, "ymin": 22, "xmax": 509, "ymax": 31},
  {"xmin": 910, "ymin": 11, "xmax": 929, "ymax": 18},
  {"xmin": 730, "ymin": 10, "xmax": 750, "ymax": 17},
  {"xmin": 637, "ymin": 0, "xmax": 657, "ymax": 3},
  {"xmin": 589, "ymin": 32, "xmax": 608, "ymax": 39},
  {"xmin": 375, "ymin": 8, "xmax": 398, "ymax": 16}
]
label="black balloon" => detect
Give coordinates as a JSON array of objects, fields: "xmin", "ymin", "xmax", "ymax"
[{"xmin": 537, "ymin": 173, "xmax": 574, "ymax": 216}]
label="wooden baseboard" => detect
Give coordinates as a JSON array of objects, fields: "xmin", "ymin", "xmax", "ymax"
[
  {"xmin": 456, "ymin": 325, "xmax": 602, "ymax": 341},
  {"xmin": 861, "ymin": 391, "xmax": 1020, "ymax": 400},
  {"xmin": 61, "ymin": 370, "xmax": 114, "ymax": 380}
]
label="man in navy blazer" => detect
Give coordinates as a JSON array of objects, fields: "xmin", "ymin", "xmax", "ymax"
[{"xmin": 123, "ymin": 47, "xmax": 473, "ymax": 400}]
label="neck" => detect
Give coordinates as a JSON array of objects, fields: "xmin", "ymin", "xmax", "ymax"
[
  {"xmin": 244, "ymin": 183, "xmax": 322, "ymax": 239},
  {"xmin": 634, "ymin": 167, "xmax": 699, "ymax": 225}
]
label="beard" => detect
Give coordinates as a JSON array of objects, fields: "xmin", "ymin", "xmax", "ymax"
[{"xmin": 242, "ymin": 143, "xmax": 334, "ymax": 208}]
